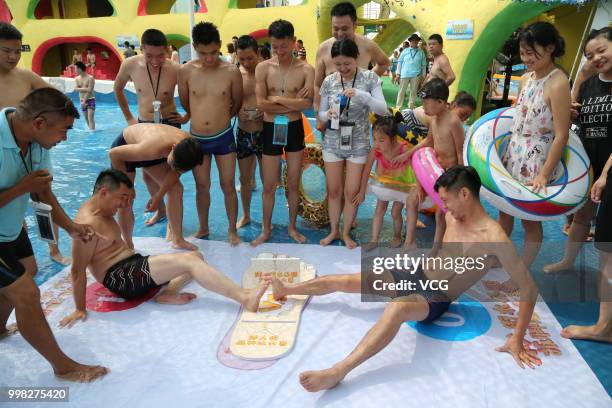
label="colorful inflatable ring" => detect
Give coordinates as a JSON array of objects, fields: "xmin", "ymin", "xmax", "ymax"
[
  {"xmin": 464, "ymin": 107, "xmax": 592, "ymax": 221},
  {"xmin": 411, "ymin": 147, "xmax": 446, "ymax": 211},
  {"xmin": 283, "ymin": 143, "xmax": 329, "ymax": 227}
]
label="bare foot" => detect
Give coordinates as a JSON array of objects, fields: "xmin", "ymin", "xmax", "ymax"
[
  {"xmin": 299, "ymin": 367, "xmax": 344, "ymax": 392},
  {"xmin": 192, "ymin": 229, "xmax": 209, "ymax": 240},
  {"xmin": 54, "ymin": 363, "xmax": 109, "ymax": 383},
  {"xmin": 263, "ymin": 275, "xmax": 287, "ymax": 300},
  {"xmin": 50, "ymin": 252, "xmax": 72, "ymax": 266},
  {"xmin": 172, "ymin": 240, "xmax": 198, "ymax": 251},
  {"xmin": 561, "ymin": 323, "xmax": 612, "ymax": 343},
  {"xmin": 362, "ymin": 242, "xmax": 378, "ymax": 252},
  {"xmin": 228, "ymin": 231, "xmax": 242, "ymax": 246},
  {"xmin": 289, "ymin": 228, "xmax": 307, "ymax": 244},
  {"xmin": 144, "ymin": 210, "xmax": 167, "ymax": 227},
  {"xmin": 403, "ymin": 241, "xmax": 417, "ymax": 251},
  {"xmin": 250, "ymin": 231, "xmax": 270, "ymax": 247},
  {"xmin": 351, "ymin": 220, "xmax": 357, "ymax": 229},
  {"xmin": 237, "ymin": 216, "xmax": 251, "ymax": 228},
  {"xmin": 389, "ymin": 236, "xmax": 402, "ymax": 248},
  {"xmin": 342, "ymin": 233, "xmax": 358, "ymax": 250},
  {"xmin": 543, "ymin": 261, "xmax": 574, "ymax": 274},
  {"xmin": 416, "ymin": 219, "xmax": 426, "ymax": 229},
  {"xmin": 243, "ymin": 281, "xmax": 270, "ymax": 312},
  {"xmin": 320, "ymin": 231, "xmax": 340, "ymax": 246},
  {"xmin": 500, "ymin": 279, "xmax": 519, "ymax": 293},
  {"xmin": 0, "ymin": 323, "xmax": 18, "ymax": 340},
  {"xmin": 155, "ymin": 291, "xmax": 197, "ymax": 305}
]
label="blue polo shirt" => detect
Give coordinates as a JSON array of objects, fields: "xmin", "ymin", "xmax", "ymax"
[
  {"xmin": 398, "ymin": 47, "xmax": 427, "ymax": 79},
  {"xmin": 0, "ymin": 108, "xmax": 52, "ymax": 242}
]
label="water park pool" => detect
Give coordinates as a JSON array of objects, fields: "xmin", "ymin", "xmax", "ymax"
[{"xmin": 25, "ymin": 100, "xmax": 611, "ymax": 396}]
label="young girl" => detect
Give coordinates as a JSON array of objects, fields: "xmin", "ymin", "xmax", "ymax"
[
  {"xmin": 499, "ymin": 22, "xmax": 571, "ymax": 269},
  {"xmin": 354, "ymin": 112, "xmax": 419, "ymax": 247}
]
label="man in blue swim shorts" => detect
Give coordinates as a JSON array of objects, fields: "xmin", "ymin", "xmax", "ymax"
[
  {"xmin": 178, "ymin": 22, "xmax": 243, "ymax": 246},
  {"xmin": 109, "ymin": 123, "xmax": 203, "ymax": 251},
  {"xmin": 264, "ymin": 166, "xmax": 543, "ymax": 391}
]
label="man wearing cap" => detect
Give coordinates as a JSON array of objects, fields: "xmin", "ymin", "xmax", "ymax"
[{"xmin": 396, "ymin": 34, "xmax": 427, "ymax": 109}]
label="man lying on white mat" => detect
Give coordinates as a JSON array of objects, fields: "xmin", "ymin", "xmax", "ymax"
[
  {"xmin": 59, "ymin": 169, "xmax": 268, "ymax": 328},
  {"xmin": 265, "ymin": 166, "xmax": 542, "ymax": 392}
]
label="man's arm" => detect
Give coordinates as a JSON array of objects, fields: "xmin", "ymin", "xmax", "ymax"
[
  {"xmin": 367, "ymin": 39, "xmax": 390, "ymax": 77},
  {"xmin": 177, "ymin": 65, "xmax": 191, "ymax": 115},
  {"xmin": 255, "ymin": 63, "xmax": 292, "ymax": 114},
  {"xmin": 230, "ymin": 66, "xmax": 244, "ymax": 117},
  {"xmin": 313, "ymin": 45, "xmax": 328, "ymax": 112},
  {"xmin": 113, "ymin": 60, "xmax": 137, "ymax": 124},
  {"xmin": 59, "ymin": 233, "xmax": 97, "ymax": 327},
  {"xmin": 441, "ymin": 55, "xmax": 456, "ymax": 86},
  {"xmin": 450, "ymin": 118, "xmax": 465, "ymax": 166},
  {"xmin": 29, "ymin": 71, "xmax": 51, "ymax": 90},
  {"xmin": 493, "ymin": 234, "xmax": 541, "ymax": 368},
  {"xmin": 147, "ymin": 171, "xmax": 180, "ymax": 212},
  {"xmin": 272, "ymin": 65, "xmax": 314, "ymax": 111}
]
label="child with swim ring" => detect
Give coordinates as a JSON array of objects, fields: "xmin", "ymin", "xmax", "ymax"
[{"xmin": 354, "ymin": 111, "xmax": 422, "ymax": 247}]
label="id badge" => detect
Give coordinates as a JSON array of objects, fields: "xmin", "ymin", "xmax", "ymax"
[
  {"xmin": 339, "ymin": 122, "xmax": 354, "ymax": 150},
  {"xmin": 31, "ymin": 201, "xmax": 57, "ymax": 244},
  {"xmin": 273, "ymin": 115, "xmax": 289, "ymax": 146},
  {"xmin": 153, "ymin": 100, "xmax": 162, "ymax": 124}
]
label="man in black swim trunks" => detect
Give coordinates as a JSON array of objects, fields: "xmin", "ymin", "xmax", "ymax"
[
  {"xmin": 251, "ymin": 20, "xmax": 315, "ymax": 247},
  {"xmin": 60, "ymin": 169, "xmax": 269, "ymax": 328},
  {"xmin": 264, "ymin": 166, "xmax": 542, "ymax": 392},
  {"xmin": 114, "ymin": 29, "xmax": 188, "ymax": 226},
  {"xmin": 109, "ymin": 123, "xmax": 203, "ymax": 251}
]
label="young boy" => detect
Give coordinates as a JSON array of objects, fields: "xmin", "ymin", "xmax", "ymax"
[
  {"xmin": 178, "ymin": 22, "xmax": 243, "ymax": 246},
  {"xmin": 402, "ymin": 79, "xmax": 465, "ymax": 249},
  {"xmin": 74, "ymin": 61, "xmax": 95, "ymax": 130},
  {"xmin": 235, "ymin": 35, "xmax": 264, "ymax": 228},
  {"xmin": 109, "ymin": 124, "xmax": 204, "ymax": 251},
  {"xmin": 251, "ymin": 20, "xmax": 314, "ymax": 246}
]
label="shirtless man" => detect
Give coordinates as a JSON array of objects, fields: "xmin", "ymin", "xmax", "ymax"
[
  {"xmin": 265, "ymin": 166, "xmax": 541, "ymax": 392},
  {"xmin": 235, "ymin": 35, "xmax": 264, "ymax": 229},
  {"xmin": 74, "ymin": 61, "xmax": 95, "ymax": 130},
  {"xmin": 401, "ymin": 79, "xmax": 465, "ymax": 249},
  {"xmin": 178, "ymin": 22, "xmax": 242, "ymax": 246},
  {"xmin": 109, "ymin": 123, "xmax": 203, "ymax": 251},
  {"xmin": 0, "ymin": 22, "xmax": 70, "ymax": 266},
  {"xmin": 85, "ymin": 48, "xmax": 96, "ymax": 72},
  {"xmin": 59, "ymin": 169, "xmax": 269, "ymax": 328},
  {"xmin": 425, "ymin": 34, "xmax": 456, "ymax": 86},
  {"xmin": 114, "ymin": 29, "xmax": 188, "ymax": 226},
  {"xmin": 251, "ymin": 20, "xmax": 315, "ymax": 246},
  {"xmin": 314, "ymin": 2, "xmax": 390, "ymax": 131},
  {"xmin": 0, "ymin": 88, "xmax": 108, "ymax": 382}
]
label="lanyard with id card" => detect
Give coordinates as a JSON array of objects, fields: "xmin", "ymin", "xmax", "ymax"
[
  {"xmin": 147, "ymin": 63, "xmax": 163, "ymax": 123},
  {"xmin": 273, "ymin": 114, "xmax": 290, "ymax": 146},
  {"xmin": 339, "ymin": 70, "xmax": 357, "ymax": 150}
]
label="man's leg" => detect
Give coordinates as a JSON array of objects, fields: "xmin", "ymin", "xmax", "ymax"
[
  {"xmin": 1, "ymin": 252, "xmax": 37, "ymax": 337},
  {"xmin": 341, "ymin": 161, "xmax": 365, "ymax": 249},
  {"xmin": 148, "ymin": 251, "xmax": 268, "ymax": 312},
  {"xmin": 143, "ymin": 171, "xmax": 166, "ymax": 227},
  {"xmin": 48, "ymin": 223, "xmax": 71, "ymax": 265},
  {"xmin": 396, "ymin": 78, "xmax": 409, "ymax": 109},
  {"xmin": 561, "ymin": 251, "xmax": 612, "ymax": 343},
  {"xmin": 155, "ymin": 273, "xmax": 197, "ymax": 305},
  {"xmin": 285, "ymin": 150, "xmax": 306, "ymax": 244},
  {"xmin": 320, "ymin": 160, "xmax": 344, "ymax": 246},
  {"xmin": 87, "ymin": 107, "xmax": 95, "ymax": 131},
  {"xmin": 192, "ymin": 155, "xmax": 213, "ymax": 239},
  {"xmin": 118, "ymin": 171, "xmax": 137, "ymax": 249},
  {"xmin": 144, "ymin": 165, "xmax": 197, "ymax": 250},
  {"xmin": 300, "ymin": 296, "xmax": 429, "ymax": 392},
  {"xmin": 237, "ymin": 154, "xmax": 257, "ymax": 228},
  {"xmin": 215, "ymin": 153, "xmax": 241, "ymax": 246},
  {"xmin": 251, "ymin": 154, "xmax": 281, "ymax": 246},
  {"xmin": 1, "ymin": 271, "xmax": 108, "ymax": 382},
  {"xmin": 265, "ymin": 273, "xmax": 361, "ymax": 300}
]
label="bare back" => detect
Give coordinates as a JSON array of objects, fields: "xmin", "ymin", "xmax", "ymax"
[
  {"xmin": 122, "ymin": 123, "xmax": 188, "ymax": 152},
  {"xmin": 180, "ymin": 60, "xmax": 241, "ymax": 134},
  {"xmin": 117, "ymin": 56, "xmax": 180, "ymax": 121},
  {"xmin": 74, "ymin": 202, "xmax": 135, "ymax": 283}
]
